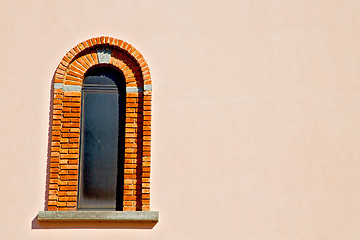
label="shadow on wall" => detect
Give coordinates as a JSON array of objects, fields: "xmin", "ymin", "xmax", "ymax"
[
  {"xmin": 43, "ymin": 74, "xmax": 56, "ymax": 212},
  {"xmin": 31, "ymin": 215, "xmax": 157, "ymax": 229}
]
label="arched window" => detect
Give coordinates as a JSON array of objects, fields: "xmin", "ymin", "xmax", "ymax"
[
  {"xmin": 78, "ymin": 66, "xmax": 126, "ymax": 210},
  {"xmin": 39, "ymin": 37, "xmax": 156, "ymax": 221}
]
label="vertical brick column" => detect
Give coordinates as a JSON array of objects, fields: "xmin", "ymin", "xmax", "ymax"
[
  {"xmin": 58, "ymin": 91, "xmax": 81, "ymax": 210},
  {"xmin": 123, "ymin": 92, "xmax": 143, "ymax": 211},
  {"xmin": 48, "ymin": 88, "xmax": 63, "ymax": 211},
  {"xmin": 141, "ymin": 55, "xmax": 152, "ymax": 211},
  {"xmin": 142, "ymin": 90, "xmax": 151, "ymax": 211}
]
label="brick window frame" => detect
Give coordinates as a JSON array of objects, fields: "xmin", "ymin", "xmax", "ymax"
[{"xmin": 46, "ymin": 36, "xmax": 152, "ymax": 213}]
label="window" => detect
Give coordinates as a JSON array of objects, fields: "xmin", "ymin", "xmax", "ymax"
[
  {"xmin": 78, "ymin": 66, "xmax": 126, "ymax": 210},
  {"xmin": 42, "ymin": 37, "xmax": 154, "ymax": 218}
]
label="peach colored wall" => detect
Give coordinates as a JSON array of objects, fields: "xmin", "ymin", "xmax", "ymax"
[{"xmin": 1, "ymin": 0, "xmax": 360, "ymax": 239}]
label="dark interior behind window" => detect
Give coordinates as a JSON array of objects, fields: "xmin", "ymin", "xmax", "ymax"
[{"xmin": 78, "ymin": 66, "xmax": 126, "ymax": 211}]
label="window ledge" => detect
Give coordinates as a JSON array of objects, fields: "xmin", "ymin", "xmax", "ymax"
[{"xmin": 38, "ymin": 211, "xmax": 159, "ymax": 222}]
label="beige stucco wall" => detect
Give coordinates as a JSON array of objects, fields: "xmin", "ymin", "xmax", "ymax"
[{"xmin": 1, "ymin": 0, "xmax": 360, "ymax": 239}]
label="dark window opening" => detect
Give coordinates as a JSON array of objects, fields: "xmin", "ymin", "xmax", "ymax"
[{"xmin": 77, "ymin": 66, "xmax": 126, "ymax": 211}]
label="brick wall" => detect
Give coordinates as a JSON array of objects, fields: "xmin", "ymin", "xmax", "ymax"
[{"xmin": 47, "ymin": 36, "xmax": 152, "ymax": 211}]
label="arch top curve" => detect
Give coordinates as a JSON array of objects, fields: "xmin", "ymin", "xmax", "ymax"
[{"xmin": 54, "ymin": 36, "xmax": 152, "ymax": 91}]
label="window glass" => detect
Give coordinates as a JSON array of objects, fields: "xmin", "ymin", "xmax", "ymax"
[{"xmin": 78, "ymin": 66, "xmax": 126, "ymax": 210}]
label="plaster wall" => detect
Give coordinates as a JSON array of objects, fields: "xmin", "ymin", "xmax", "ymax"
[{"xmin": 1, "ymin": 0, "xmax": 360, "ymax": 239}]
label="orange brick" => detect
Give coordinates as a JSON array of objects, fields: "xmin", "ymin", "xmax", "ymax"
[
  {"xmin": 143, "ymin": 136, "xmax": 151, "ymax": 141},
  {"xmin": 60, "ymin": 154, "xmax": 78, "ymax": 159},
  {"xmin": 50, "ymin": 173, "xmax": 58, "ymax": 179},
  {"xmin": 54, "ymin": 89, "xmax": 64, "ymax": 94},
  {"xmin": 142, "ymin": 178, "xmax": 150, "ymax": 183},
  {"xmin": 59, "ymin": 186, "xmax": 77, "ymax": 191},
  {"xmin": 58, "ymin": 206, "xmax": 76, "ymax": 211},
  {"xmin": 124, "ymin": 164, "xmax": 137, "ymax": 169},
  {"xmin": 58, "ymin": 180, "xmax": 67, "ymax": 186},
  {"xmin": 50, "ymin": 163, "xmax": 59, "ymax": 168},
  {"xmin": 63, "ymin": 113, "xmax": 81, "ymax": 118},
  {"xmin": 124, "ymin": 185, "xmax": 141, "ymax": 190},
  {"xmin": 52, "ymin": 120, "xmax": 61, "ymax": 125},
  {"xmin": 59, "ymin": 159, "xmax": 68, "ymax": 164},
  {"xmin": 125, "ymin": 149, "xmax": 139, "ymax": 154},
  {"xmin": 60, "ymin": 164, "xmax": 78, "ymax": 170},
  {"xmin": 123, "ymin": 201, "xmax": 134, "ymax": 206},
  {"xmin": 59, "ymin": 197, "xmax": 77, "ymax": 202},
  {"xmin": 49, "ymin": 190, "xmax": 58, "ymax": 195},
  {"xmin": 69, "ymin": 138, "xmax": 80, "ymax": 143},
  {"xmin": 57, "ymin": 202, "xmax": 66, "ymax": 207},
  {"xmin": 67, "ymin": 202, "xmax": 77, "ymax": 207},
  {"xmin": 64, "ymin": 92, "xmax": 81, "ymax": 97},
  {"xmin": 70, "ymin": 107, "xmax": 80, "ymax": 113},
  {"xmin": 52, "ymin": 141, "xmax": 61, "ymax": 147},
  {"xmin": 62, "ymin": 133, "xmax": 78, "ymax": 138},
  {"xmin": 123, "ymin": 206, "xmax": 136, "ymax": 211},
  {"xmin": 59, "ymin": 170, "xmax": 68, "ymax": 174},
  {"xmin": 123, "ymin": 190, "xmax": 134, "ymax": 195},
  {"xmin": 61, "ymin": 118, "xmax": 71, "ymax": 123},
  {"xmin": 48, "ymin": 201, "xmax": 57, "ymax": 206},
  {"xmin": 58, "ymin": 191, "xmax": 67, "ymax": 196},
  {"xmin": 125, "ymin": 154, "xmax": 139, "ymax": 158},
  {"xmin": 70, "ymin": 118, "xmax": 80, "ymax": 123},
  {"xmin": 142, "ymin": 188, "xmax": 150, "ymax": 194},
  {"xmin": 69, "ymin": 170, "xmax": 78, "ymax": 174},
  {"xmin": 142, "ymin": 193, "xmax": 150, "ymax": 199},
  {"xmin": 124, "ymin": 179, "xmax": 137, "ymax": 185},
  {"xmin": 124, "ymin": 196, "xmax": 137, "ymax": 201},
  {"xmin": 67, "ymin": 191, "xmax": 77, "ymax": 196},
  {"xmin": 51, "ymin": 152, "xmax": 60, "ymax": 157},
  {"xmin": 68, "ymin": 159, "xmax": 78, "ymax": 164},
  {"xmin": 60, "ymin": 175, "xmax": 78, "ymax": 180},
  {"xmin": 142, "ymin": 205, "xmax": 150, "ymax": 211},
  {"xmin": 125, "ymin": 143, "xmax": 137, "ymax": 148},
  {"xmin": 70, "ymin": 128, "xmax": 80, "ymax": 133},
  {"xmin": 49, "ymin": 194, "xmax": 57, "ymax": 200},
  {"xmin": 124, "ymin": 159, "xmax": 135, "ymax": 164},
  {"xmin": 51, "ymin": 147, "xmax": 60, "ymax": 152},
  {"xmin": 50, "ymin": 168, "xmax": 59, "ymax": 173},
  {"xmin": 124, "ymin": 169, "xmax": 136, "ymax": 174},
  {"xmin": 48, "ymin": 206, "xmax": 57, "ymax": 211},
  {"xmin": 62, "ymin": 107, "xmax": 71, "ymax": 112},
  {"xmin": 63, "ymin": 102, "xmax": 81, "ymax": 107},
  {"xmin": 63, "ymin": 123, "xmax": 80, "ymax": 128},
  {"xmin": 68, "ymin": 149, "xmax": 78, "ymax": 154},
  {"xmin": 67, "ymin": 181, "xmax": 77, "ymax": 186},
  {"xmin": 61, "ymin": 143, "xmax": 79, "ymax": 148},
  {"xmin": 124, "ymin": 174, "xmax": 137, "ymax": 179}
]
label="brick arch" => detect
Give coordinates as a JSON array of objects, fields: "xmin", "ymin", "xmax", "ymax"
[{"xmin": 48, "ymin": 36, "xmax": 152, "ymax": 211}]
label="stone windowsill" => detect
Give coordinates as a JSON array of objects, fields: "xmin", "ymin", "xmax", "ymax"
[{"xmin": 38, "ymin": 211, "xmax": 159, "ymax": 222}]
